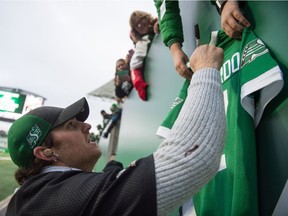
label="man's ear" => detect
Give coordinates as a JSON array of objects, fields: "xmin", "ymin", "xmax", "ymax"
[{"xmin": 34, "ymin": 146, "xmax": 55, "ymax": 161}]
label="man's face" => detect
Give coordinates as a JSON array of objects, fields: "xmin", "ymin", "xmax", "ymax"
[{"xmin": 50, "ymin": 118, "xmax": 101, "ymax": 171}]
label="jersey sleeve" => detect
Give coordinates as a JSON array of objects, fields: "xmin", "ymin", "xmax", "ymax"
[
  {"xmin": 210, "ymin": 28, "xmax": 283, "ymax": 127},
  {"xmin": 239, "ymin": 28, "xmax": 283, "ymax": 126},
  {"xmin": 154, "ymin": 0, "xmax": 184, "ymax": 48}
]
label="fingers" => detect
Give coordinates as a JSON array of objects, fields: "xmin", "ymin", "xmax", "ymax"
[
  {"xmin": 171, "ymin": 45, "xmax": 192, "ymax": 79},
  {"xmin": 153, "ymin": 21, "xmax": 160, "ymax": 34},
  {"xmin": 176, "ymin": 66, "xmax": 193, "ymax": 80},
  {"xmin": 222, "ymin": 20, "xmax": 243, "ymax": 39},
  {"xmin": 234, "ymin": 11, "xmax": 250, "ymax": 28},
  {"xmin": 222, "ymin": 10, "xmax": 243, "ymax": 38},
  {"xmin": 172, "ymin": 45, "xmax": 223, "ymax": 79},
  {"xmin": 221, "ymin": 1, "xmax": 251, "ymax": 39},
  {"xmin": 190, "ymin": 45, "xmax": 224, "ymax": 72},
  {"xmin": 225, "ymin": 11, "xmax": 250, "ymax": 38}
]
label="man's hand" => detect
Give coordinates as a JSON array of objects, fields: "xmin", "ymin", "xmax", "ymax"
[
  {"xmin": 170, "ymin": 43, "xmax": 193, "ymax": 80},
  {"xmin": 189, "ymin": 45, "xmax": 224, "ymax": 72},
  {"xmin": 221, "ymin": 0, "xmax": 250, "ymax": 39},
  {"xmin": 153, "ymin": 20, "xmax": 160, "ymax": 34}
]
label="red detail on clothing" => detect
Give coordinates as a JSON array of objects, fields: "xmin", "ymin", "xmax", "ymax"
[{"xmin": 131, "ymin": 68, "xmax": 148, "ymax": 101}]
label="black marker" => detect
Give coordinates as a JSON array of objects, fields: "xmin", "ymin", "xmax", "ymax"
[
  {"xmin": 194, "ymin": 24, "xmax": 200, "ymax": 47},
  {"xmin": 186, "ymin": 24, "xmax": 201, "ymax": 71}
]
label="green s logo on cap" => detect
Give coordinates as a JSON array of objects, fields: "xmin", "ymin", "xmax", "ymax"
[{"xmin": 26, "ymin": 124, "xmax": 42, "ymax": 149}]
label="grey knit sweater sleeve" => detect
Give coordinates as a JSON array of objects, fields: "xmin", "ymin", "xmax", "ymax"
[{"xmin": 153, "ymin": 68, "xmax": 226, "ymax": 216}]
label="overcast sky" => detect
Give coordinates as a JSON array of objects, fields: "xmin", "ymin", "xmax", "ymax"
[{"xmin": 0, "ymin": 0, "xmax": 157, "ymax": 132}]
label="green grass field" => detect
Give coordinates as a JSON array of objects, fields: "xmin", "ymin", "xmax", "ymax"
[{"xmin": 0, "ymin": 152, "xmax": 19, "ymax": 201}]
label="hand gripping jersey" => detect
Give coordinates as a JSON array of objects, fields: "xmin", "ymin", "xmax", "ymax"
[{"xmin": 157, "ymin": 28, "xmax": 283, "ymax": 215}]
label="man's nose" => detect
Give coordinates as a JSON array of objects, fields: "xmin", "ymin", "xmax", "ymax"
[{"xmin": 81, "ymin": 122, "xmax": 91, "ymax": 133}]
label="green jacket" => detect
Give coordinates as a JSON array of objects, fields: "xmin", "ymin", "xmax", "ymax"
[
  {"xmin": 154, "ymin": 0, "xmax": 221, "ymax": 48},
  {"xmin": 154, "ymin": 0, "xmax": 183, "ymax": 48}
]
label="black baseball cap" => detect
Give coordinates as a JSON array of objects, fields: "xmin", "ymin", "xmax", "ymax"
[{"xmin": 8, "ymin": 97, "xmax": 89, "ymax": 168}]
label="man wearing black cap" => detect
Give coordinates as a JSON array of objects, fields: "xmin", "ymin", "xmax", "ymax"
[{"xmin": 6, "ymin": 45, "xmax": 226, "ymax": 216}]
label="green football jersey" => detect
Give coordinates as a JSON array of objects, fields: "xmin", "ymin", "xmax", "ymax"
[
  {"xmin": 193, "ymin": 28, "xmax": 283, "ymax": 215},
  {"xmin": 157, "ymin": 27, "xmax": 283, "ymax": 215}
]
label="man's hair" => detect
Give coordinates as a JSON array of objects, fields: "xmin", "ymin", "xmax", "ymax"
[{"xmin": 14, "ymin": 132, "xmax": 54, "ymax": 185}]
